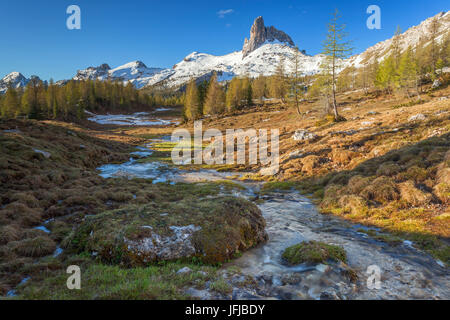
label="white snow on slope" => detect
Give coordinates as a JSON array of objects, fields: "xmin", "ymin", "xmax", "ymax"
[
  {"xmin": 124, "ymin": 44, "xmax": 326, "ymax": 88},
  {"xmin": 0, "ymin": 72, "xmax": 30, "ymax": 94},
  {"xmin": 2, "ymin": 12, "xmax": 449, "ymax": 93},
  {"xmin": 73, "ymin": 61, "xmax": 164, "ymax": 89},
  {"xmin": 347, "ymin": 11, "xmax": 450, "ymax": 67}
]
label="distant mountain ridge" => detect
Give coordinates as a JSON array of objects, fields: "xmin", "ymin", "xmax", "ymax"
[
  {"xmin": 0, "ymin": 72, "xmax": 47, "ymax": 94},
  {"xmin": 0, "ymin": 72, "xmax": 30, "ymax": 94},
  {"xmin": 72, "ymin": 16, "xmax": 323, "ymax": 89},
  {"xmin": 2, "ymin": 11, "xmax": 449, "ymax": 92}
]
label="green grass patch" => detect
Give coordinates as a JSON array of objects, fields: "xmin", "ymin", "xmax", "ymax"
[
  {"xmin": 15, "ymin": 261, "xmax": 218, "ymax": 300},
  {"xmin": 282, "ymin": 241, "xmax": 347, "ymax": 265}
]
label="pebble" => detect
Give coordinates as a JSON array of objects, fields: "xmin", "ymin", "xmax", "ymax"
[{"xmin": 177, "ymin": 267, "xmax": 192, "ymax": 274}]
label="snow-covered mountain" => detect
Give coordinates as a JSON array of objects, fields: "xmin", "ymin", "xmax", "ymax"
[
  {"xmin": 347, "ymin": 11, "xmax": 450, "ymax": 68},
  {"xmin": 73, "ymin": 61, "xmax": 164, "ymax": 88},
  {"xmin": 0, "ymin": 72, "xmax": 30, "ymax": 94},
  {"xmin": 2, "ymin": 11, "xmax": 449, "ymax": 93},
  {"xmin": 0, "ymin": 72, "xmax": 47, "ymax": 94},
  {"xmin": 141, "ymin": 44, "xmax": 325, "ymax": 88},
  {"xmin": 73, "ymin": 11, "xmax": 449, "ymax": 89},
  {"xmin": 73, "ymin": 16, "xmax": 322, "ymax": 89}
]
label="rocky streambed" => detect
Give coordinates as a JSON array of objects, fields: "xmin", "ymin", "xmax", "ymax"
[{"xmin": 92, "ymin": 135, "xmax": 449, "ymax": 300}]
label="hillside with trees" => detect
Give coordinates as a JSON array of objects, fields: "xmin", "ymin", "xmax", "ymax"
[
  {"xmin": 0, "ymin": 79, "xmax": 182, "ymax": 121},
  {"xmin": 182, "ymin": 15, "xmax": 449, "ymax": 123}
]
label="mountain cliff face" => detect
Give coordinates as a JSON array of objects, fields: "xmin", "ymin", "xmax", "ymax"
[
  {"xmin": 242, "ymin": 16, "xmax": 295, "ymax": 58},
  {"xmin": 73, "ymin": 63, "xmax": 111, "ymax": 81},
  {"xmin": 2, "ymin": 11, "xmax": 449, "ymax": 92}
]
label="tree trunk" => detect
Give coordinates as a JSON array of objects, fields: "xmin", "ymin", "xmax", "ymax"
[
  {"xmin": 332, "ymin": 58, "xmax": 339, "ymax": 120},
  {"xmin": 296, "ymin": 102, "xmax": 302, "ymax": 118},
  {"xmin": 332, "ymin": 83, "xmax": 339, "ymax": 119},
  {"xmin": 416, "ymin": 78, "xmax": 421, "ymax": 101}
]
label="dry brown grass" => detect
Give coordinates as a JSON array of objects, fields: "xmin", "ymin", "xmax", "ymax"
[{"xmin": 13, "ymin": 236, "xmax": 57, "ymax": 258}]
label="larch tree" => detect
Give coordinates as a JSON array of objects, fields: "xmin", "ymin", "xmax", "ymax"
[
  {"xmin": 375, "ymin": 55, "xmax": 397, "ymax": 94},
  {"xmin": 203, "ymin": 73, "xmax": 225, "ymax": 115},
  {"xmin": 289, "ymin": 47, "xmax": 304, "ymax": 116},
  {"xmin": 398, "ymin": 47, "xmax": 418, "ymax": 98},
  {"xmin": 184, "ymin": 79, "xmax": 201, "ymax": 120},
  {"xmin": 429, "ymin": 17, "xmax": 441, "ymax": 76},
  {"xmin": 241, "ymin": 76, "xmax": 252, "ymax": 106},
  {"xmin": 252, "ymin": 74, "xmax": 266, "ymax": 102},
  {"xmin": 225, "ymin": 77, "xmax": 242, "ymax": 112},
  {"xmin": 2, "ymin": 86, "xmax": 20, "ymax": 118},
  {"xmin": 391, "ymin": 26, "xmax": 403, "ymax": 68},
  {"xmin": 197, "ymin": 79, "xmax": 208, "ymax": 115},
  {"xmin": 321, "ymin": 8, "xmax": 353, "ymax": 121},
  {"xmin": 269, "ymin": 58, "xmax": 287, "ymax": 103}
]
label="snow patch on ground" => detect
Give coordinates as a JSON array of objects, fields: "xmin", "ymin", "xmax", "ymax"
[{"xmin": 87, "ymin": 112, "xmax": 178, "ymax": 126}]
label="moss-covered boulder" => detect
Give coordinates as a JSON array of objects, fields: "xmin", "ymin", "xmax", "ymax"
[
  {"xmin": 282, "ymin": 241, "xmax": 347, "ymax": 265},
  {"xmin": 64, "ymin": 196, "xmax": 267, "ymax": 266}
]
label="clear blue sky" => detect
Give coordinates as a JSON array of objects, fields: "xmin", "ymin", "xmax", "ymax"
[{"xmin": 1, "ymin": 0, "xmax": 448, "ymax": 81}]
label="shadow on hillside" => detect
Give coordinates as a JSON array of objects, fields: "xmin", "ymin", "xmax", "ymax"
[{"xmin": 294, "ymin": 131, "xmax": 450, "ymax": 263}]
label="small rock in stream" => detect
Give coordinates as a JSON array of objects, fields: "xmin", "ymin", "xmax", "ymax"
[{"xmin": 176, "ymin": 267, "xmax": 192, "ymax": 274}]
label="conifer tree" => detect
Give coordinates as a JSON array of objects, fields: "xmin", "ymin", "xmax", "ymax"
[
  {"xmin": 429, "ymin": 17, "xmax": 441, "ymax": 75},
  {"xmin": 203, "ymin": 73, "xmax": 225, "ymax": 115},
  {"xmin": 226, "ymin": 77, "xmax": 243, "ymax": 112},
  {"xmin": 289, "ymin": 47, "xmax": 305, "ymax": 116},
  {"xmin": 197, "ymin": 80, "xmax": 208, "ymax": 116},
  {"xmin": 2, "ymin": 86, "xmax": 20, "ymax": 118},
  {"xmin": 391, "ymin": 26, "xmax": 403, "ymax": 68},
  {"xmin": 252, "ymin": 75, "xmax": 266, "ymax": 102},
  {"xmin": 398, "ymin": 47, "xmax": 418, "ymax": 98},
  {"xmin": 241, "ymin": 76, "xmax": 252, "ymax": 106},
  {"xmin": 269, "ymin": 58, "xmax": 287, "ymax": 102},
  {"xmin": 375, "ymin": 55, "xmax": 397, "ymax": 94},
  {"xmin": 321, "ymin": 8, "xmax": 353, "ymax": 121},
  {"xmin": 184, "ymin": 79, "xmax": 200, "ymax": 120}
]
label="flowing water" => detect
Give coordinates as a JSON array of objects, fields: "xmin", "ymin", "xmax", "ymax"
[{"xmin": 96, "ymin": 136, "xmax": 449, "ymax": 300}]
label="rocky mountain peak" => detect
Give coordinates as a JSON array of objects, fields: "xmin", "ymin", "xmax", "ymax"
[
  {"xmin": 132, "ymin": 61, "xmax": 147, "ymax": 69},
  {"xmin": 2, "ymin": 71, "xmax": 27, "ymax": 83},
  {"xmin": 98, "ymin": 63, "xmax": 111, "ymax": 70},
  {"xmin": 74, "ymin": 63, "xmax": 111, "ymax": 81},
  {"xmin": 242, "ymin": 16, "xmax": 295, "ymax": 58},
  {"xmin": 0, "ymin": 72, "xmax": 30, "ymax": 94}
]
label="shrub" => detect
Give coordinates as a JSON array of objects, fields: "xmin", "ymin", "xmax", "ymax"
[
  {"xmin": 14, "ymin": 236, "xmax": 57, "ymax": 257},
  {"xmin": 434, "ymin": 183, "xmax": 450, "ymax": 204},
  {"xmin": 338, "ymin": 195, "xmax": 369, "ymax": 215},
  {"xmin": 361, "ymin": 176, "xmax": 399, "ymax": 203},
  {"xmin": 347, "ymin": 175, "xmax": 373, "ymax": 194},
  {"xmin": 331, "ymin": 148, "xmax": 357, "ymax": 164},
  {"xmin": 0, "ymin": 225, "xmax": 22, "ymax": 245},
  {"xmin": 0, "ymin": 203, "xmax": 42, "ymax": 227},
  {"xmin": 398, "ymin": 166, "xmax": 428, "ymax": 183},
  {"xmin": 376, "ymin": 162, "xmax": 401, "ymax": 177},
  {"xmin": 321, "ymin": 184, "xmax": 344, "ymax": 208},
  {"xmin": 399, "ymin": 181, "xmax": 433, "ymax": 207}
]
